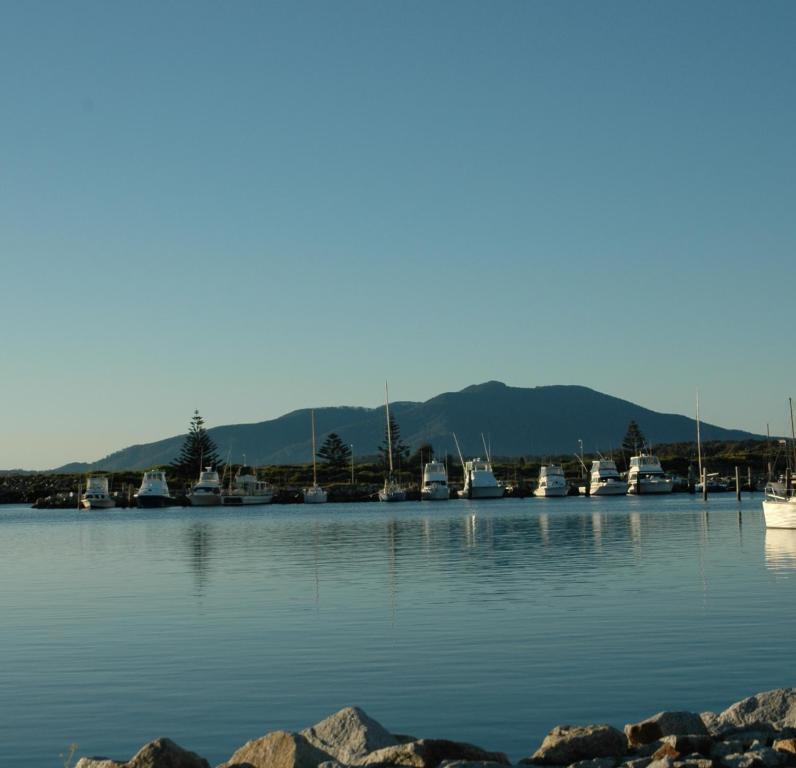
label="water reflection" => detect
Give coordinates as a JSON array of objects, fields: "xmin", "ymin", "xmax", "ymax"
[
  {"xmin": 764, "ymin": 529, "xmax": 796, "ymax": 573},
  {"xmin": 186, "ymin": 522, "xmax": 211, "ymax": 595}
]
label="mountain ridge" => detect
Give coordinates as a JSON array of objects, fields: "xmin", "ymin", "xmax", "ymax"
[{"xmin": 51, "ymin": 381, "xmax": 759, "ymax": 472}]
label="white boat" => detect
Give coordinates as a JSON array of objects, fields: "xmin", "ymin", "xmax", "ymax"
[
  {"xmin": 81, "ymin": 475, "xmax": 116, "ymax": 509},
  {"xmin": 221, "ymin": 466, "xmax": 274, "ymax": 506},
  {"xmin": 421, "ymin": 459, "xmax": 450, "ymax": 501},
  {"xmin": 453, "ymin": 433, "xmax": 503, "ymax": 499},
  {"xmin": 135, "ymin": 470, "xmax": 174, "ymax": 508},
  {"xmin": 189, "ymin": 467, "xmax": 222, "ymax": 506},
  {"xmin": 304, "ymin": 410, "xmax": 327, "ymax": 504},
  {"xmin": 533, "ymin": 464, "xmax": 568, "ymax": 497},
  {"xmin": 458, "ymin": 458, "xmax": 504, "ymax": 499},
  {"xmin": 626, "ymin": 453, "xmax": 673, "ymax": 494},
  {"xmin": 586, "ymin": 460, "xmax": 628, "ymax": 496},
  {"xmin": 763, "ymin": 480, "xmax": 796, "ymax": 529},
  {"xmin": 378, "ymin": 382, "xmax": 406, "ymax": 503}
]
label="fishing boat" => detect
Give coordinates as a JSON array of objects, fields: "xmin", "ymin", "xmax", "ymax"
[
  {"xmin": 454, "ymin": 433, "xmax": 503, "ymax": 499},
  {"xmin": 533, "ymin": 464, "xmax": 568, "ymax": 497},
  {"xmin": 221, "ymin": 465, "xmax": 274, "ymax": 505},
  {"xmin": 378, "ymin": 382, "xmax": 406, "ymax": 502},
  {"xmin": 189, "ymin": 467, "xmax": 222, "ymax": 506},
  {"xmin": 81, "ymin": 475, "xmax": 116, "ymax": 509},
  {"xmin": 304, "ymin": 410, "xmax": 327, "ymax": 504},
  {"xmin": 421, "ymin": 459, "xmax": 450, "ymax": 500},
  {"xmin": 585, "ymin": 459, "xmax": 627, "ymax": 496},
  {"xmin": 626, "ymin": 453, "xmax": 673, "ymax": 494},
  {"xmin": 762, "ymin": 480, "xmax": 796, "ymax": 528},
  {"xmin": 135, "ymin": 470, "xmax": 174, "ymax": 508}
]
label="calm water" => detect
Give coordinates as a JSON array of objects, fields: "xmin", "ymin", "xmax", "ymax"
[{"xmin": 1, "ymin": 495, "xmax": 794, "ymax": 765}]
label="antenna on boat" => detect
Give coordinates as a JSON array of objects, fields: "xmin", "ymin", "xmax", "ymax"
[
  {"xmin": 481, "ymin": 433, "xmax": 492, "ymax": 464},
  {"xmin": 452, "ymin": 432, "xmax": 466, "ymax": 479},
  {"xmin": 573, "ymin": 453, "xmax": 588, "ymax": 473}
]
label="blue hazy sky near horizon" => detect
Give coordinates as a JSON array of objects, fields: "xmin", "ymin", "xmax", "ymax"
[{"xmin": 1, "ymin": 1, "xmax": 795, "ymax": 469}]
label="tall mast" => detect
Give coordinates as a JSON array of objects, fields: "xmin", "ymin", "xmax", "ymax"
[
  {"xmin": 696, "ymin": 388, "xmax": 703, "ymax": 481},
  {"xmin": 790, "ymin": 397, "xmax": 796, "ymax": 471},
  {"xmin": 385, "ymin": 381, "xmax": 394, "ymax": 476},
  {"xmin": 311, "ymin": 409, "xmax": 318, "ymax": 486}
]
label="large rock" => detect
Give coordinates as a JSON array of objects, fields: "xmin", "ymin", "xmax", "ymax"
[
  {"xmin": 717, "ymin": 691, "xmax": 796, "ymax": 733},
  {"xmin": 301, "ymin": 707, "xmax": 398, "ymax": 764},
  {"xmin": 127, "ymin": 738, "xmax": 210, "ymax": 768},
  {"xmin": 625, "ymin": 713, "xmax": 708, "ymax": 748},
  {"xmin": 222, "ymin": 731, "xmax": 332, "ymax": 768},
  {"xmin": 523, "ymin": 725, "xmax": 627, "ymax": 765},
  {"xmin": 655, "ymin": 735, "xmax": 713, "ymax": 757},
  {"xmin": 360, "ymin": 739, "xmax": 510, "ymax": 768},
  {"xmin": 76, "ymin": 739, "xmax": 208, "ymax": 768}
]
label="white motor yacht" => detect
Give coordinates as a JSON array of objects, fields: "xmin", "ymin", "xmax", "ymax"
[
  {"xmin": 763, "ymin": 479, "xmax": 796, "ymax": 529},
  {"xmin": 626, "ymin": 453, "xmax": 673, "ymax": 494},
  {"xmin": 585, "ymin": 460, "xmax": 628, "ymax": 496},
  {"xmin": 458, "ymin": 459, "xmax": 504, "ymax": 499},
  {"xmin": 533, "ymin": 464, "xmax": 567, "ymax": 497},
  {"xmin": 303, "ymin": 410, "xmax": 328, "ymax": 504},
  {"xmin": 135, "ymin": 470, "xmax": 174, "ymax": 508},
  {"xmin": 221, "ymin": 467, "xmax": 274, "ymax": 506},
  {"xmin": 190, "ymin": 467, "xmax": 222, "ymax": 506},
  {"xmin": 81, "ymin": 475, "xmax": 116, "ymax": 509},
  {"xmin": 421, "ymin": 460, "xmax": 450, "ymax": 501}
]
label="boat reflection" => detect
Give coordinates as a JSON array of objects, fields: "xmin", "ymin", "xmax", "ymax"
[{"xmin": 764, "ymin": 529, "xmax": 796, "ymax": 574}]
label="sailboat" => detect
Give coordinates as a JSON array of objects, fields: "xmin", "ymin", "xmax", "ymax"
[
  {"xmin": 304, "ymin": 409, "xmax": 328, "ymax": 504},
  {"xmin": 378, "ymin": 382, "xmax": 406, "ymax": 502},
  {"xmin": 762, "ymin": 398, "xmax": 796, "ymax": 529}
]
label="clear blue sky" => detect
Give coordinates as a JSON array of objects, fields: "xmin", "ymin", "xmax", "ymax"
[{"xmin": 2, "ymin": 1, "xmax": 795, "ymax": 469}]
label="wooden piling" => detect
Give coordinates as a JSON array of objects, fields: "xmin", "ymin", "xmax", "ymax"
[
  {"xmin": 702, "ymin": 470, "xmax": 708, "ymax": 500},
  {"xmin": 735, "ymin": 466, "xmax": 741, "ymax": 501}
]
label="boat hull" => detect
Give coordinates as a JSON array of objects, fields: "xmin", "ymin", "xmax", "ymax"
[
  {"xmin": 627, "ymin": 479, "xmax": 673, "ymax": 495},
  {"xmin": 763, "ymin": 500, "xmax": 796, "ymax": 529},
  {"xmin": 136, "ymin": 495, "xmax": 172, "ymax": 508},
  {"xmin": 304, "ymin": 487, "xmax": 328, "ymax": 504},
  {"xmin": 189, "ymin": 494, "xmax": 221, "ymax": 507},
  {"xmin": 533, "ymin": 487, "xmax": 567, "ymax": 498},
  {"xmin": 591, "ymin": 482, "xmax": 628, "ymax": 496},
  {"xmin": 81, "ymin": 498, "xmax": 116, "ymax": 509},
  {"xmin": 221, "ymin": 495, "xmax": 273, "ymax": 506},
  {"xmin": 379, "ymin": 489, "xmax": 406, "ymax": 502},
  {"xmin": 421, "ymin": 485, "xmax": 450, "ymax": 501},
  {"xmin": 458, "ymin": 485, "xmax": 504, "ymax": 499}
]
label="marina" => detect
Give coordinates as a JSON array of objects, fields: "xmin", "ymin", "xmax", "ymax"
[{"xmin": 1, "ymin": 494, "xmax": 793, "ymax": 766}]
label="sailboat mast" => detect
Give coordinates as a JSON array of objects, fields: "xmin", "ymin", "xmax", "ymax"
[
  {"xmin": 311, "ymin": 409, "xmax": 318, "ymax": 486},
  {"xmin": 696, "ymin": 388, "xmax": 703, "ymax": 481},
  {"xmin": 385, "ymin": 381, "xmax": 394, "ymax": 476}
]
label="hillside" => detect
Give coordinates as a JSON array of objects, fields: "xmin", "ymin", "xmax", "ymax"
[{"xmin": 55, "ymin": 381, "xmax": 757, "ymax": 472}]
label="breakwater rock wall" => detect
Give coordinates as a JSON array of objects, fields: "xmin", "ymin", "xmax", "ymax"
[{"xmin": 75, "ymin": 689, "xmax": 796, "ymax": 768}]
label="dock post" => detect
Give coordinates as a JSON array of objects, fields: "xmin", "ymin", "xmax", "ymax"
[
  {"xmin": 735, "ymin": 466, "xmax": 741, "ymax": 501},
  {"xmin": 702, "ymin": 470, "xmax": 708, "ymax": 500},
  {"xmin": 747, "ymin": 466, "xmax": 752, "ymax": 493},
  {"xmin": 787, "ymin": 468, "xmax": 793, "ymax": 495}
]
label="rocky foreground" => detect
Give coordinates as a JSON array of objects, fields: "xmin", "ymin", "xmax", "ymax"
[{"xmin": 76, "ymin": 688, "xmax": 796, "ymax": 768}]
